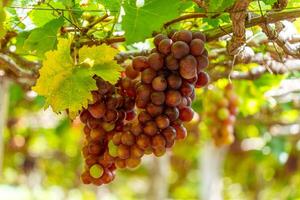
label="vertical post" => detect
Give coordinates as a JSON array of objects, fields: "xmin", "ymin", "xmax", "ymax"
[
  {"xmin": 0, "ymin": 77, "xmax": 9, "ymax": 176},
  {"xmin": 199, "ymin": 142, "xmax": 227, "ymax": 200},
  {"xmin": 147, "ymin": 155, "xmax": 169, "ymax": 200}
]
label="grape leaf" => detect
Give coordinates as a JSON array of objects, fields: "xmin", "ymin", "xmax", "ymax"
[
  {"xmin": 24, "ymin": 17, "xmax": 64, "ymax": 56},
  {"xmin": 29, "ymin": 2, "xmax": 64, "ymax": 26},
  {"xmin": 79, "ymin": 45, "xmax": 123, "ymax": 84},
  {"xmin": 97, "ymin": 0, "xmax": 122, "ymax": 13},
  {"xmin": 0, "ymin": 6, "xmax": 6, "ymax": 38},
  {"xmin": 33, "ymin": 39, "xmax": 122, "ymax": 118},
  {"xmin": 122, "ymin": 0, "xmax": 182, "ymax": 44},
  {"xmin": 262, "ymin": 0, "xmax": 277, "ymax": 5},
  {"xmin": 207, "ymin": 0, "xmax": 235, "ymax": 12}
]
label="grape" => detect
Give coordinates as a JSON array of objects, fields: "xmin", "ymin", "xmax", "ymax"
[
  {"xmin": 171, "ymin": 41, "xmax": 190, "ymax": 59},
  {"xmin": 130, "ymin": 123, "xmax": 143, "ymax": 136},
  {"xmin": 121, "ymin": 131, "xmax": 135, "ymax": 146},
  {"xmin": 217, "ymin": 107, "xmax": 230, "ymax": 121},
  {"xmin": 90, "ymin": 164, "xmax": 104, "ymax": 179},
  {"xmin": 88, "ymin": 102, "xmax": 106, "ymax": 119},
  {"xmin": 104, "ymin": 109, "xmax": 118, "ymax": 122},
  {"xmin": 152, "ymin": 75, "xmax": 167, "ymax": 91},
  {"xmin": 101, "ymin": 170, "xmax": 115, "ymax": 184},
  {"xmin": 143, "ymin": 121, "xmax": 158, "ymax": 136},
  {"xmin": 125, "ymin": 64, "xmax": 139, "ymax": 79},
  {"xmin": 158, "ymin": 38, "xmax": 172, "ymax": 55},
  {"xmin": 175, "ymin": 30, "xmax": 192, "ymax": 43},
  {"xmin": 166, "ymin": 90, "xmax": 182, "ymax": 107},
  {"xmin": 155, "ymin": 115, "xmax": 170, "ymax": 129},
  {"xmin": 81, "ymin": 171, "xmax": 92, "ymax": 184},
  {"xmin": 153, "ymin": 146, "xmax": 166, "ymax": 157},
  {"xmin": 115, "ymin": 158, "xmax": 126, "ymax": 169},
  {"xmin": 112, "ymin": 132, "xmax": 122, "ymax": 145},
  {"xmin": 196, "ymin": 71, "xmax": 209, "ymax": 88},
  {"xmin": 90, "ymin": 128, "xmax": 105, "ymax": 140},
  {"xmin": 179, "ymin": 55, "xmax": 197, "ymax": 79},
  {"xmin": 148, "ymin": 53, "xmax": 164, "ymax": 71},
  {"xmin": 80, "ymin": 110, "xmax": 90, "ymax": 123},
  {"xmin": 152, "ymin": 135, "xmax": 166, "ymax": 149},
  {"xmin": 88, "ymin": 142, "xmax": 103, "ymax": 155},
  {"xmin": 162, "ymin": 126, "xmax": 176, "ymax": 147},
  {"xmin": 130, "ymin": 145, "xmax": 144, "ymax": 158},
  {"xmin": 121, "ymin": 77, "xmax": 133, "ymax": 90},
  {"xmin": 138, "ymin": 111, "xmax": 152, "ymax": 124},
  {"xmin": 137, "ymin": 134, "xmax": 151, "ymax": 150},
  {"xmin": 136, "ymin": 98, "xmax": 148, "ymax": 109},
  {"xmin": 141, "ymin": 68, "xmax": 157, "ymax": 84},
  {"xmin": 106, "ymin": 97, "xmax": 118, "ymax": 109},
  {"xmin": 87, "ymin": 118, "xmax": 100, "ymax": 130},
  {"xmin": 192, "ymin": 31, "xmax": 206, "ymax": 41},
  {"xmin": 165, "ymin": 55, "xmax": 179, "ymax": 70},
  {"xmin": 84, "ymin": 125, "xmax": 91, "ymax": 136},
  {"xmin": 190, "ymin": 39, "xmax": 205, "ymax": 56},
  {"xmin": 174, "ymin": 124, "xmax": 187, "ymax": 140},
  {"xmin": 154, "ymin": 34, "xmax": 168, "ymax": 47},
  {"xmin": 126, "ymin": 157, "xmax": 141, "ymax": 168},
  {"xmin": 146, "ymin": 103, "xmax": 163, "ymax": 117},
  {"xmin": 137, "ymin": 84, "xmax": 151, "ymax": 99},
  {"xmin": 180, "ymin": 81, "xmax": 194, "ymax": 96},
  {"xmin": 132, "ymin": 56, "xmax": 149, "ymax": 72},
  {"xmin": 151, "ymin": 91, "xmax": 165, "ymax": 105},
  {"xmin": 167, "ymin": 73, "xmax": 182, "ymax": 89},
  {"xmin": 179, "ymin": 106, "xmax": 194, "ymax": 122},
  {"xmin": 165, "ymin": 107, "xmax": 179, "ymax": 122},
  {"xmin": 196, "ymin": 55, "xmax": 209, "ymax": 71},
  {"xmin": 117, "ymin": 144, "xmax": 130, "ymax": 159}
]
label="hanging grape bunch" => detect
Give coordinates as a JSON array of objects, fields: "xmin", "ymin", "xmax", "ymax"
[
  {"xmin": 80, "ymin": 77, "xmax": 137, "ymax": 185},
  {"xmin": 79, "ymin": 30, "xmax": 210, "ymax": 186},
  {"xmin": 204, "ymin": 84, "xmax": 238, "ymax": 146},
  {"xmin": 131, "ymin": 30, "xmax": 209, "ymax": 156}
]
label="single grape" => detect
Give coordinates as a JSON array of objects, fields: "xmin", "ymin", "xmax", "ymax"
[
  {"xmin": 175, "ymin": 30, "xmax": 192, "ymax": 43},
  {"xmin": 153, "ymin": 146, "xmax": 166, "ymax": 157},
  {"xmin": 126, "ymin": 157, "xmax": 141, "ymax": 168},
  {"xmin": 88, "ymin": 102, "xmax": 106, "ymax": 119},
  {"xmin": 125, "ymin": 64, "xmax": 139, "ymax": 79},
  {"xmin": 138, "ymin": 111, "xmax": 152, "ymax": 124},
  {"xmin": 158, "ymin": 38, "xmax": 172, "ymax": 55},
  {"xmin": 148, "ymin": 53, "xmax": 164, "ymax": 71},
  {"xmin": 165, "ymin": 90, "xmax": 182, "ymax": 107},
  {"xmin": 179, "ymin": 55, "xmax": 197, "ymax": 79},
  {"xmin": 112, "ymin": 132, "xmax": 122, "ymax": 145},
  {"xmin": 151, "ymin": 91, "xmax": 165, "ymax": 105},
  {"xmin": 180, "ymin": 81, "xmax": 194, "ymax": 96},
  {"xmin": 132, "ymin": 56, "xmax": 149, "ymax": 72},
  {"xmin": 196, "ymin": 71, "xmax": 209, "ymax": 88},
  {"xmin": 192, "ymin": 31, "xmax": 206, "ymax": 41},
  {"xmin": 117, "ymin": 144, "xmax": 130, "ymax": 159},
  {"xmin": 196, "ymin": 55, "xmax": 209, "ymax": 71},
  {"xmin": 136, "ymin": 134, "xmax": 151, "ymax": 150},
  {"xmin": 130, "ymin": 145, "xmax": 144, "ymax": 158},
  {"xmin": 190, "ymin": 39, "xmax": 205, "ymax": 56},
  {"xmin": 171, "ymin": 41, "xmax": 190, "ymax": 59},
  {"xmin": 152, "ymin": 135, "xmax": 166, "ymax": 149},
  {"xmin": 164, "ymin": 107, "xmax": 179, "ymax": 122},
  {"xmin": 155, "ymin": 115, "xmax": 170, "ymax": 129},
  {"xmin": 179, "ymin": 106, "xmax": 194, "ymax": 122},
  {"xmin": 121, "ymin": 131, "xmax": 135, "ymax": 146},
  {"xmin": 167, "ymin": 73, "xmax": 182, "ymax": 89},
  {"xmin": 152, "ymin": 75, "xmax": 167, "ymax": 92},
  {"xmin": 165, "ymin": 55, "xmax": 179, "ymax": 70},
  {"xmin": 130, "ymin": 122, "xmax": 143, "ymax": 136},
  {"xmin": 143, "ymin": 121, "xmax": 158, "ymax": 136},
  {"xmin": 146, "ymin": 103, "xmax": 164, "ymax": 117}
]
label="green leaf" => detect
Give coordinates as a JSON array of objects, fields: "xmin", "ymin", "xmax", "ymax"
[
  {"xmin": 207, "ymin": 0, "xmax": 235, "ymax": 12},
  {"xmin": 24, "ymin": 17, "xmax": 64, "ymax": 57},
  {"xmin": 33, "ymin": 39, "xmax": 123, "ymax": 117},
  {"xmin": 262, "ymin": 0, "xmax": 277, "ymax": 5},
  {"xmin": 98, "ymin": 0, "xmax": 122, "ymax": 13},
  {"xmin": 29, "ymin": 3, "xmax": 64, "ymax": 26},
  {"xmin": 122, "ymin": 0, "xmax": 182, "ymax": 44},
  {"xmin": 0, "ymin": 6, "xmax": 6, "ymax": 38},
  {"xmin": 79, "ymin": 45, "xmax": 123, "ymax": 84}
]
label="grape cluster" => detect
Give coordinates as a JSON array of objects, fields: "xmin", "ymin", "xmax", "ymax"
[
  {"xmin": 79, "ymin": 30, "xmax": 210, "ymax": 185},
  {"xmin": 205, "ymin": 84, "xmax": 238, "ymax": 146},
  {"xmin": 80, "ymin": 77, "xmax": 136, "ymax": 185},
  {"xmin": 130, "ymin": 30, "xmax": 209, "ymax": 157}
]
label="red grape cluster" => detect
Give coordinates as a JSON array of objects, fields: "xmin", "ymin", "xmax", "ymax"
[
  {"xmin": 79, "ymin": 30, "xmax": 210, "ymax": 185},
  {"xmin": 205, "ymin": 84, "xmax": 238, "ymax": 146},
  {"xmin": 129, "ymin": 30, "xmax": 209, "ymax": 156},
  {"xmin": 80, "ymin": 77, "xmax": 136, "ymax": 185}
]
